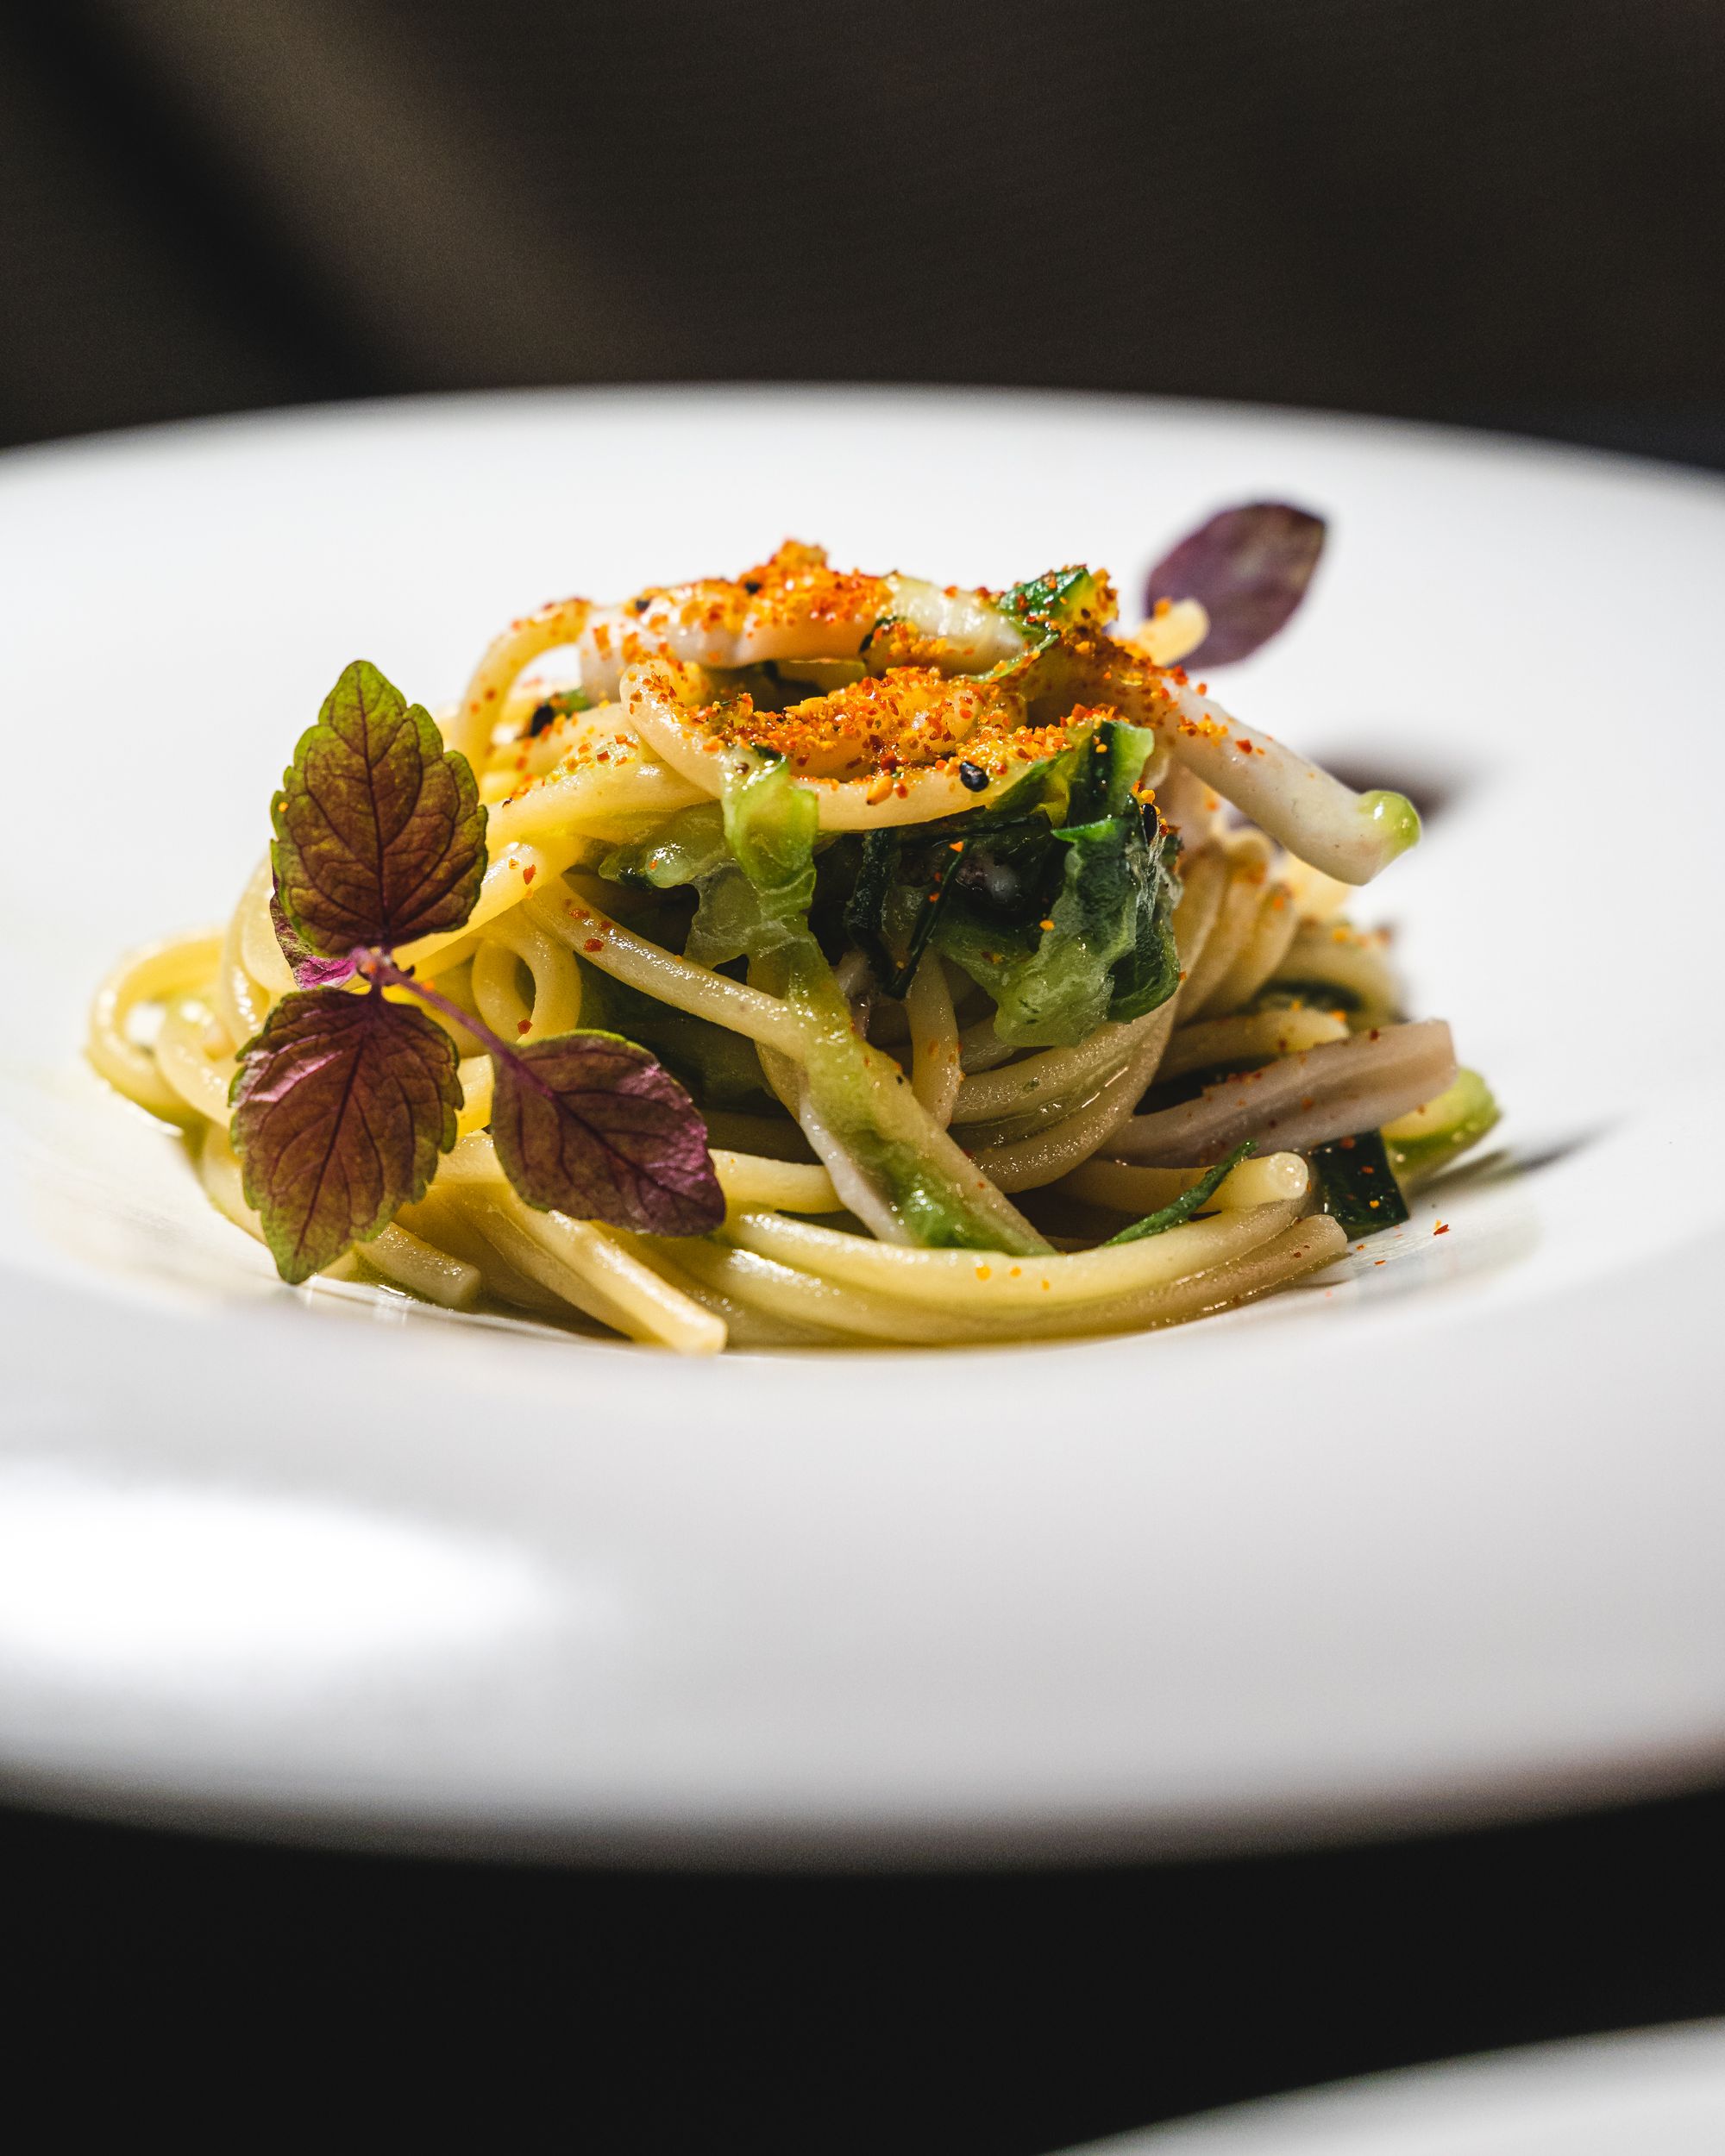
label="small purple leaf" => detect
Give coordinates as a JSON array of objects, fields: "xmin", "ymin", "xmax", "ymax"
[
  {"xmin": 229, "ymin": 987, "xmax": 461, "ymax": 1284},
  {"xmin": 269, "ymin": 887, "xmax": 357, "ymax": 989},
  {"xmin": 490, "ymin": 1031, "xmax": 724, "ymax": 1237},
  {"xmin": 1145, "ymin": 503, "xmax": 1327, "ymax": 667},
  {"xmin": 272, "ymin": 660, "xmax": 487, "ymax": 958}
]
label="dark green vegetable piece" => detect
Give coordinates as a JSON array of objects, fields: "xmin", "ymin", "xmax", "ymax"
[
  {"xmin": 932, "ymin": 802, "xmax": 1181, "ymax": 1044},
  {"xmin": 842, "ymin": 718, "xmax": 1176, "ymax": 1040},
  {"xmin": 1062, "ymin": 718, "xmax": 1158, "ymax": 826},
  {"xmin": 1311, "ymin": 1129, "xmax": 1409, "ymax": 1237},
  {"xmin": 1103, "ymin": 1144, "xmax": 1255, "ymax": 1247},
  {"xmin": 844, "ymin": 825, "xmax": 985, "ymax": 995}
]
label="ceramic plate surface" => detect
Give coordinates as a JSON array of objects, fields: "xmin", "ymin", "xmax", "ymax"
[
  {"xmin": 2, "ymin": 388, "xmax": 1722, "ymax": 1859},
  {"xmin": 1062, "ymin": 2021, "xmax": 1725, "ymax": 2153}
]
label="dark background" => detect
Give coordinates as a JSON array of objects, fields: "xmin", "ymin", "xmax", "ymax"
[
  {"xmin": 5, "ymin": 2, "xmax": 1724, "ymax": 2146},
  {"xmin": 5, "ymin": 0, "xmax": 1725, "ymax": 467}
]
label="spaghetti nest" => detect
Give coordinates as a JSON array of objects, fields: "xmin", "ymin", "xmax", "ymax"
[{"xmin": 90, "ymin": 540, "xmax": 1493, "ymax": 1352}]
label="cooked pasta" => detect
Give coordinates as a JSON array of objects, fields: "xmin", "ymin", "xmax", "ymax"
[{"xmin": 89, "ymin": 535, "xmax": 1496, "ymax": 1352}]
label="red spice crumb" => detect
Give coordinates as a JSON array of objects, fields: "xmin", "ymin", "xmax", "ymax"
[
  {"xmin": 1433, "ymin": 1221, "xmax": 1450, "ymax": 1236},
  {"xmin": 583, "ymin": 937, "xmax": 604, "ymax": 953},
  {"xmin": 516, "ymin": 1018, "xmax": 531, "ymax": 1036},
  {"xmin": 522, "ymin": 865, "xmax": 536, "ymax": 886}
]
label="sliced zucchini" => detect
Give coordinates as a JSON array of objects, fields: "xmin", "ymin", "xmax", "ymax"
[{"xmin": 1383, "ymin": 1069, "xmax": 1501, "ymax": 1184}]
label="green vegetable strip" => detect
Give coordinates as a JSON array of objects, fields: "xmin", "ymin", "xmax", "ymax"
[
  {"xmin": 1310, "ymin": 1130, "xmax": 1409, "ymax": 1237},
  {"xmin": 1103, "ymin": 1144, "xmax": 1254, "ymax": 1247},
  {"xmin": 774, "ymin": 941, "xmax": 1050, "ymax": 1254},
  {"xmin": 608, "ymin": 757, "xmax": 1048, "ymax": 1253}
]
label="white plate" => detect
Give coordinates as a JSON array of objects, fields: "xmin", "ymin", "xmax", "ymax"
[
  {"xmin": 1060, "ymin": 2021, "xmax": 1725, "ymax": 2153},
  {"xmin": 2, "ymin": 388, "xmax": 1722, "ymax": 1859}
]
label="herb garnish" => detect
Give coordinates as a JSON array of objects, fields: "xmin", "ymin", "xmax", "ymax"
[
  {"xmin": 271, "ymin": 661, "xmax": 488, "ymax": 958},
  {"xmin": 230, "ymin": 987, "xmax": 462, "ymax": 1282},
  {"xmin": 1144, "ymin": 503, "xmax": 1326, "ymax": 667},
  {"xmin": 230, "ymin": 661, "xmax": 723, "ymax": 1283}
]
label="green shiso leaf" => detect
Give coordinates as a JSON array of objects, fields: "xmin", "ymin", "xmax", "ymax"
[
  {"xmin": 229, "ymin": 986, "xmax": 461, "ymax": 1284},
  {"xmin": 271, "ymin": 660, "xmax": 487, "ymax": 959}
]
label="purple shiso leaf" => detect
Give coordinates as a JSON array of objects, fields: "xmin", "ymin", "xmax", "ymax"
[
  {"xmin": 229, "ymin": 987, "xmax": 461, "ymax": 1284},
  {"xmin": 269, "ymin": 887, "xmax": 358, "ymax": 989},
  {"xmin": 271, "ymin": 659, "xmax": 487, "ymax": 959},
  {"xmin": 490, "ymin": 1031, "xmax": 724, "ymax": 1238},
  {"xmin": 1144, "ymin": 503, "xmax": 1327, "ymax": 667}
]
